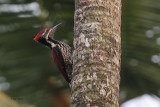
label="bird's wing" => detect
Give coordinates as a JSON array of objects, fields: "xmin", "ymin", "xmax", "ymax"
[{"xmin": 51, "ymin": 47, "xmax": 70, "ymax": 83}]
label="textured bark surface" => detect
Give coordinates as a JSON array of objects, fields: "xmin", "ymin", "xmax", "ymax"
[{"xmin": 71, "ymin": 0, "xmax": 121, "ymax": 107}]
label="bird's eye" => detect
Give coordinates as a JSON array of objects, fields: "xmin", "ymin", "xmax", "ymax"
[
  {"xmin": 42, "ymin": 30, "xmax": 47, "ymax": 37},
  {"xmin": 42, "ymin": 29, "xmax": 50, "ymax": 38}
]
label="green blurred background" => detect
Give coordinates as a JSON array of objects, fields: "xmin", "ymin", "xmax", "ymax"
[{"xmin": 0, "ymin": 0, "xmax": 160, "ymax": 106}]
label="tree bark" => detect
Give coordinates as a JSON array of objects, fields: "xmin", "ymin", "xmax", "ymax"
[{"xmin": 71, "ymin": 0, "xmax": 121, "ymax": 106}]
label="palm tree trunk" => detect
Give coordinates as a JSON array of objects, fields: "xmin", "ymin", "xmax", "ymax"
[{"xmin": 71, "ymin": 0, "xmax": 121, "ymax": 106}]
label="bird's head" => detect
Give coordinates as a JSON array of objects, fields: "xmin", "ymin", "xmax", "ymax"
[{"xmin": 33, "ymin": 23, "xmax": 62, "ymax": 48}]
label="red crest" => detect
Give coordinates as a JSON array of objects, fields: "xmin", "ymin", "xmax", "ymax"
[{"xmin": 33, "ymin": 28, "xmax": 47, "ymax": 41}]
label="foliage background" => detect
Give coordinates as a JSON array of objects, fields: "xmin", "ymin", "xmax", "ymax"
[{"xmin": 0, "ymin": 0, "xmax": 160, "ymax": 106}]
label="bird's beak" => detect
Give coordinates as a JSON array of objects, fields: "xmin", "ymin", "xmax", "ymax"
[
  {"xmin": 52, "ymin": 23, "xmax": 62, "ymax": 31},
  {"xmin": 48, "ymin": 23, "xmax": 62, "ymax": 39}
]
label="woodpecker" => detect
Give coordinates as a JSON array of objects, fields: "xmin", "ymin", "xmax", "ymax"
[{"xmin": 33, "ymin": 23, "xmax": 72, "ymax": 83}]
